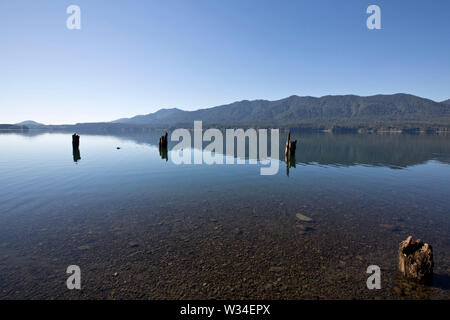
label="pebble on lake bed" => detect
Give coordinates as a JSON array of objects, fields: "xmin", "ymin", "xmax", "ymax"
[
  {"xmin": 269, "ymin": 266, "xmax": 284, "ymax": 272},
  {"xmin": 128, "ymin": 242, "xmax": 139, "ymax": 248},
  {"xmin": 296, "ymin": 213, "xmax": 313, "ymax": 222}
]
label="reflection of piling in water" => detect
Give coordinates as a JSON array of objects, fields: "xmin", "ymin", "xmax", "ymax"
[
  {"xmin": 285, "ymin": 131, "xmax": 297, "ymax": 176},
  {"xmin": 159, "ymin": 144, "xmax": 168, "ymax": 161},
  {"xmin": 73, "ymin": 147, "xmax": 81, "ymax": 162},
  {"xmin": 158, "ymin": 132, "xmax": 168, "ymax": 161},
  {"xmin": 285, "ymin": 154, "xmax": 296, "ymax": 176},
  {"xmin": 72, "ymin": 133, "xmax": 80, "ymax": 149}
]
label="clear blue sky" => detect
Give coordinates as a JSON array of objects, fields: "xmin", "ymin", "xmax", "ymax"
[{"xmin": 1, "ymin": 0, "xmax": 449, "ymax": 124}]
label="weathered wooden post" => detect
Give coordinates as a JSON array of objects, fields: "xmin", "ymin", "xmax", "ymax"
[
  {"xmin": 285, "ymin": 131, "xmax": 297, "ymax": 158},
  {"xmin": 158, "ymin": 132, "xmax": 168, "ymax": 149},
  {"xmin": 285, "ymin": 132, "xmax": 290, "ymax": 157},
  {"xmin": 71, "ymin": 133, "xmax": 81, "ymax": 163},
  {"xmin": 284, "ymin": 131, "xmax": 297, "ymax": 176},
  {"xmin": 158, "ymin": 132, "xmax": 168, "ymax": 161},
  {"xmin": 398, "ymin": 236, "xmax": 434, "ymax": 284},
  {"xmin": 72, "ymin": 133, "xmax": 80, "ymax": 149}
]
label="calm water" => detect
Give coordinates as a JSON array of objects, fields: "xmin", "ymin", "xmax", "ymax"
[{"xmin": 0, "ymin": 131, "xmax": 449, "ymax": 299}]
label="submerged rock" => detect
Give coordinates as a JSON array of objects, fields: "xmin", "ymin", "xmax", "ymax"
[
  {"xmin": 296, "ymin": 224, "xmax": 314, "ymax": 232},
  {"xmin": 128, "ymin": 241, "xmax": 139, "ymax": 248},
  {"xmin": 380, "ymin": 224, "xmax": 401, "ymax": 232},
  {"xmin": 264, "ymin": 283, "xmax": 273, "ymax": 290},
  {"xmin": 398, "ymin": 236, "xmax": 433, "ymax": 284},
  {"xmin": 296, "ymin": 213, "xmax": 313, "ymax": 222}
]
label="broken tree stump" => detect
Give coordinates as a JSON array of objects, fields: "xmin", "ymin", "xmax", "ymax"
[
  {"xmin": 398, "ymin": 236, "xmax": 434, "ymax": 284},
  {"xmin": 72, "ymin": 133, "xmax": 80, "ymax": 149}
]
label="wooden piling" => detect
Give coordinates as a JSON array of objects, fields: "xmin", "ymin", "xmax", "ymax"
[
  {"xmin": 158, "ymin": 132, "xmax": 168, "ymax": 149},
  {"xmin": 285, "ymin": 131, "xmax": 297, "ymax": 158},
  {"xmin": 72, "ymin": 133, "xmax": 80, "ymax": 149}
]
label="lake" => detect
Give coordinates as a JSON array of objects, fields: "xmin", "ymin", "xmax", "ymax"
[{"xmin": 0, "ymin": 131, "xmax": 449, "ymax": 299}]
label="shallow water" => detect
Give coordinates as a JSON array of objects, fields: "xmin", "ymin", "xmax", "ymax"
[{"xmin": 0, "ymin": 131, "xmax": 449, "ymax": 299}]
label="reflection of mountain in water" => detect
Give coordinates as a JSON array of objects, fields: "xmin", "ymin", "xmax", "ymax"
[
  {"xmin": 119, "ymin": 131, "xmax": 450, "ymax": 169},
  {"xmin": 290, "ymin": 133, "xmax": 450, "ymax": 169},
  {"xmin": 3, "ymin": 131, "xmax": 450, "ymax": 169}
]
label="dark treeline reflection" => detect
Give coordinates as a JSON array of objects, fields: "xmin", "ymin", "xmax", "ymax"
[
  {"xmin": 4, "ymin": 130, "xmax": 450, "ymax": 169},
  {"xmin": 112, "ymin": 131, "xmax": 450, "ymax": 169}
]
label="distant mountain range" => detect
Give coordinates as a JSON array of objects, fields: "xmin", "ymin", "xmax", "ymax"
[
  {"xmin": 15, "ymin": 120, "xmax": 44, "ymax": 126},
  {"xmin": 112, "ymin": 93, "xmax": 450, "ymax": 128},
  {"xmin": 9, "ymin": 93, "xmax": 450, "ymax": 133}
]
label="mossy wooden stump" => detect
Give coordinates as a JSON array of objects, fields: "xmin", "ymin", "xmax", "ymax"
[{"xmin": 398, "ymin": 236, "xmax": 434, "ymax": 284}]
